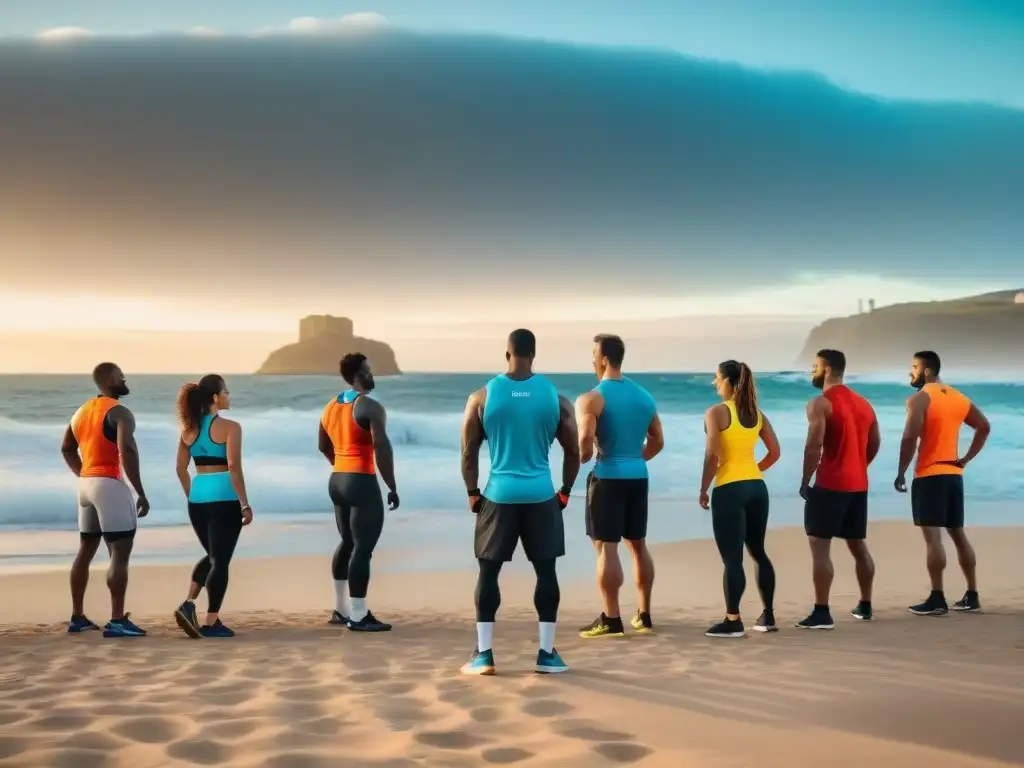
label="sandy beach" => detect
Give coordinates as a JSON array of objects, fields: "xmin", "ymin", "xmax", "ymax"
[{"xmin": 1, "ymin": 521, "xmax": 1022, "ymax": 767}]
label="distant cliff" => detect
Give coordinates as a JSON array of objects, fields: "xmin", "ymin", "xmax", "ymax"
[
  {"xmin": 255, "ymin": 315, "xmax": 401, "ymax": 376},
  {"xmin": 796, "ymin": 290, "xmax": 1024, "ymax": 371}
]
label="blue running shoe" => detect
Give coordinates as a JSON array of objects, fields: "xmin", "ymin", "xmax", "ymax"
[
  {"xmin": 535, "ymin": 648, "xmax": 569, "ymax": 674},
  {"xmin": 103, "ymin": 614, "xmax": 147, "ymax": 638},
  {"xmin": 174, "ymin": 600, "xmax": 202, "ymax": 638},
  {"xmin": 68, "ymin": 615, "xmax": 99, "ymax": 633},
  {"xmin": 460, "ymin": 647, "xmax": 496, "ymax": 676},
  {"xmin": 328, "ymin": 610, "xmax": 349, "ymax": 625},
  {"xmin": 199, "ymin": 620, "xmax": 235, "ymax": 638}
]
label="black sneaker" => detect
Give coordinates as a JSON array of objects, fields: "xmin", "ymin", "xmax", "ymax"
[
  {"xmin": 753, "ymin": 610, "xmax": 778, "ymax": 633},
  {"xmin": 347, "ymin": 611, "xmax": 393, "ymax": 632},
  {"xmin": 952, "ymin": 591, "xmax": 980, "ymax": 612},
  {"xmin": 796, "ymin": 608, "xmax": 835, "ymax": 630},
  {"xmin": 851, "ymin": 601, "xmax": 873, "ymax": 621},
  {"xmin": 909, "ymin": 593, "xmax": 948, "ymax": 616},
  {"xmin": 705, "ymin": 618, "xmax": 745, "ymax": 638},
  {"xmin": 630, "ymin": 610, "xmax": 655, "ymax": 634},
  {"xmin": 327, "ymin": 610, "xmax": 349, "ymax": 625},
  {"xmin": 579, "ymin": 613, "xmax": 626, "ymax": 639}
]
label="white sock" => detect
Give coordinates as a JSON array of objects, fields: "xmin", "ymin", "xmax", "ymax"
[
  {"xmin": 334, "ymin": 580, "xmax": 351, "ymax": 616},
  {"xmin": 349, "ymin": 597, "xmax": 368, "ymax": 623},
  {"xmin": 539, "ymin": 622, "xmax": 556, "ymax": 653},
  {"xmin": 476, "ymin": 622, "xmax": 494, "ymax": 653}
]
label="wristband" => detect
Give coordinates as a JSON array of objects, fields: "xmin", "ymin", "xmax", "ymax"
[
  {"xmin": 467, "ymin": 487, "xmax": 481, "ymax": 497},
  {"xmin": 558, "ymin": 485, "xmax": 572, "ymax": 497}
]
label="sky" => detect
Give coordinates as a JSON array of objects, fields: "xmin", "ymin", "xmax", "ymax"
[{"xmin": 0, "ymin": 2, "xmax": 1021, "ymax": 372}]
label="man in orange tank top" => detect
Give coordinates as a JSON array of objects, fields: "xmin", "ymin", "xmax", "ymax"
[
  {"xmin": 895, "ymin": 351, "xmax": 990, "ymax": 616},
  {"xmin": 60, "ymin": 362, "xmax": 149, "ymax": 637},
  {"xmin": 318, "ymin": 353, "xmax": 399, "ymax": 633}
]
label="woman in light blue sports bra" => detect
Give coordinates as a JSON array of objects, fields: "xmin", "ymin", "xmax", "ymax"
[{"xmin": 172, "ymin": 374, "xmax": 252, "ymax": 639}]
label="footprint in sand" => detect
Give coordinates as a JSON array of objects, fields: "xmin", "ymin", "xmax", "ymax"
[
  {"xmin": 414, "ymin": 728, "xmax": 492, "ymax": 749},
  {"xmin": 36, "ymin": 747, "xmax": 114, "ymax": 768},
  {"xmin": 31, "ymin": 711, "xmax": 94, "ymax": 732},
  {"xmin": 468, "ymin": 706, "xmax": 503, "ymax": 723},
  {"xmin": 482, "ymin": 746, "xmax": 536, "ymax": 764},
  {"xmin": 111, "ymin": 716, "xmax": 189, "ymax": 744},
  {"xmin": 166, "ymin": 739, "xmax": 233, "ymax": 765},
  {"xmin": 520, "ymin": 699, "xmax": 575, "ymax": 718},
  {"xmin": 592, "ymin": 742, "xmax": 654, "ymax": 764},
  {"xmin": 261, "ymin": 752, "xmax": 337, "ymax": 768},
  {"xmin": 0, "ymin": 736, "xmax": 29, "ymax": 760},
  {"xmin": 277, "ymin": 685, "xmax": 337, "ymax": 704},
  {"xmin": 553, "ymin": 720, "xmax": 634, "ymax": 742},
  {"xmin": 198, "ymin": 718, "xmax": 264, "ymax": 741}
]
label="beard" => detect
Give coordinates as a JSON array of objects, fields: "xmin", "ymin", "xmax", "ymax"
[
  {"xmin": 910, "ymin": 374, "xmax": 926, "ymax": 390},
  {"xmin": 811, "ymin": 374, "xmax": 825, "ymax": 390},
  {"xmin": 113, "ymin": 382, "xmax": 130, "ymax": 397}
]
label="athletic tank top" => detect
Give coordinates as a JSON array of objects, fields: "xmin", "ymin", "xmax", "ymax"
[
  {"xmin": 915, "ymin": 382, "xmax": 971, "ymax": 478},
  {"xmin": 482, "ymin": 374, "xmax": 560, "ymax": 504},
  {"xmin": 189, "ymin": 414, "xmax": 228, "ymax": 467},
  {"xmin": 815, "ymin": 385, "xmax": 875, "ymax": 492},
  {"xmin": 713, "ymin": 401, "xmax": 763, "ymax": 488},
  {"xmin": 70, "ymin": 396, "xmax": 121, "ymax": 479},
  {"xmin": 593, "ymin": 377, "xmax": 657, "ymax": 480},
  {"xmin": 321, "ymin": 390, "xmax": 376, "ymax": 474}
]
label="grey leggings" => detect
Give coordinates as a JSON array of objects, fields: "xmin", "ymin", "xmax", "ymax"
[{"xmin": 329, "ymin": 472, "xmax": 385, "ymax": 599}]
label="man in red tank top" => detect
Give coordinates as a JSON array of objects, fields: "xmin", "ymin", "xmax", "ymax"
[{"xmin": 797, "ymin": 349, "xmax": 880, "ymax": 630}]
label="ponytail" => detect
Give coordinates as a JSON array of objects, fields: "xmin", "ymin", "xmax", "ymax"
[
  {"xmin": 176, "ymin": 374, "xmax": 225, "ymax": 434},
  {"xmin": 718, "ymin": 360, "xmax": 759, "ymax": 427}
]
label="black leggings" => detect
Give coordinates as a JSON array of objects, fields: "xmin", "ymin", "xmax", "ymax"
[
  {"xmin": 188, "ymin": 501, "xmax": 244, "ymax": 614},
  {"xmin": 710, "ymin": 479, "xmax": 776, "ymax": 615},
  {"xmin": 475, "ymin": 557, "xmax": 560, "ymax": 623},
  {"xmin": 329, "ymin": 472, "xmax": 385, "ymax": 599}
]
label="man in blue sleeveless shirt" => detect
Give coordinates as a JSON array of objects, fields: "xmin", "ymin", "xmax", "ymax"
[
  {"xmin": 576, "ymin": 334, "xmax": 663, "ymax": 638},
  {"xmin": 459, "ymin": 329, "xmax": 581, "ymax": 675}
]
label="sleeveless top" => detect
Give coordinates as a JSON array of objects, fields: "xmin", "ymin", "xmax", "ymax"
[{"xmin": 713, "ymin": 401, "xmax": 763, "ymax": 487}]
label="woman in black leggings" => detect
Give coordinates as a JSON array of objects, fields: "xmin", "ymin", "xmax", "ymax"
[
  {"xmin": 699, "ymin": 360, "xmax": 781, "ymax": 638},
  {"xmin": 173, "ymin": 375, "xmax": 252, "ymax": 638}
]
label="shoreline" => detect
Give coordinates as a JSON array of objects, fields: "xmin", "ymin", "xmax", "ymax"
[{"xmin": 1, "ymin": 496, "xmax": 1021, "ymax": 575}]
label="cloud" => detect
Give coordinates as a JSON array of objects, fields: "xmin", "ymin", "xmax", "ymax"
[
  {"xmin": 283, "ymin": 13, "xmax": 389, "ymax": 35},
  {"xmin": 36, "ymin": 27, "xmax": 94, "ymax": 42},
  {"xmin": 186, "ymin": 27, "xmax": 221, "ymax": 38},
  {"xmin": 0, "ymin": 32, "xmax": 1020, "ymax": 302}
]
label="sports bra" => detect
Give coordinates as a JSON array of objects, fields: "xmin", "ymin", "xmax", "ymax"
[{"xmin": 190, "ymin": 414, "xmax": 228, "ymax": 468}]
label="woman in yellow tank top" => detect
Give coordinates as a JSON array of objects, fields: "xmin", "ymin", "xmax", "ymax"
[{"xmin": 699, "ymin": 360, "xmax": 781, "ymax": 638}]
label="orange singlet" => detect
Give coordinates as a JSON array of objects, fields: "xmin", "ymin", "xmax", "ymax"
[
  {"xmin": 321, "ymin": 393, "xmax": 376, "ymax": 474},
  {"xmin": 914, "ymin": 382, "xmax": 971, "ymax": 478},
  {"xmin": 70, "ymin": 396, "xmax": 122, "ymax": 479}
]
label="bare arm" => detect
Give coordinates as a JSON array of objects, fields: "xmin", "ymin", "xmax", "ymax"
[
  {"xmin": 642, "ymin": 412, "xmax": 665, "ymax": 462},
  {"xmin": 460, "ymin": 389, "xmax": 486, "ymax": 491},
  {"xmin": 958, "ymin": 403, "xmax": 991, "ymax": 466},
  {"xmin": 175, "ymin": 436, "xmax": 191, "ymax": 498},
  {"xmin": 574, "ymin": 391, "xmax": 600, "ymax": 464},
  {"xmin": 801, "ymin": 397, "xmax": 828, "ymax": 487},
  {"xmin": 758, "ymin": 413, "xmax": 781, "ymax": 473},
  {"xmin": 554, "ymin": 394, "xmax": 581, "ymax": 492},
  {"xmin": 114, "ymin": 407, "xmax": 146, "ymax": 500},
  {"xmin": 866, "ymin": 416, "xmax": 881, "ymax": 466},
  {"xmin": 700, "ymin": 407, "xmax": 721, "ymax": 495},
  {"xmin": 225, "ymin": 422, "xmax": 250, "ymax": 508},
  {"xmin": 61, "ymin": 425, "xmax": 82, "ymax": 477},
  {"xmin": 897, "ymin": 393, "xmax": 927, "ymax": 477},
  {"xmin": 363, "ymin": 399, "xmax": 397, "ymax": 494},
  {"xmin": 318, "ymin": 423, "xmax": 334, "ymax": 465}
]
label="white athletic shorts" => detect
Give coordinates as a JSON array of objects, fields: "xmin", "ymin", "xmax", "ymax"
[{"xmin": 77, "ymin": 477, "xmax": 138, "ymax": 537}]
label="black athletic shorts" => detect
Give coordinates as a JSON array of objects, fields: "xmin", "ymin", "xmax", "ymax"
[
  {"xmin": 474, "ymin": 496, "xmax": 565, "ymax": 562},
  {"xmin": 911, "ymin": 474, "xmax": 965, "ymax": 529},
  {"xmin": 585, "ymin": 472, "xmax": 649, "ymax": 543},
  {"xmin": 804, "ymin": 486, "xmax": 868, "ymax": 540}
]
